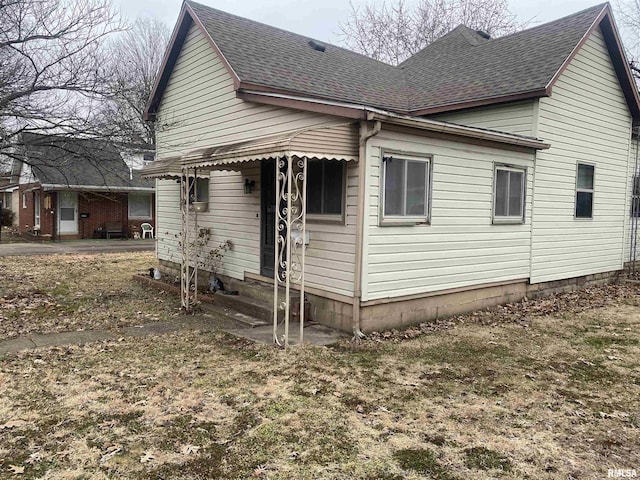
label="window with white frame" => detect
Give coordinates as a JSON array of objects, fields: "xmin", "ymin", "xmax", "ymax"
[
  {"xmin": 632, "ymin": 175, "xmax": 640, "ymax": 217},
  {"xmin": 306, "ymin": 160, "xmax": 344, "ymax": 219},
  {"xmin": 381, "ymin": 154, "xmax": 431, "ymax": 224},
  {"xmin": 22, "ymin": 192, "xmax": 27, "ymax": 208},
  {"xmin": 493, "ymin": 165, "xmax": 525, "ymax": 222},
  {"xmin": 575, "ymin": 163, "xmax": 594, "ymax": 219},
  {"xmin": 128, "ymin": 193, "xmax": 152, "ymax": 219},
  {"xmin": 34, "ymin": 191, "xmax": 40, "ymax": 228},
  {"xmin": 188, "ymin": 177, "xmax": 209, "ymax": 203}
]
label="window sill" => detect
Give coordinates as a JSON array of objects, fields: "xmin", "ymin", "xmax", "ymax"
[
  {"xmin": 574, "ymin": 217, "xmax": 593, "ymax": 220},
  {"xmin": 129, "ymin": 216, "xmax": 153, "ymax": 220},
  {"xmin": 307, "ymin": 213, "xmax": 345, "ymax": 225},
  {"xmin": 492, "ymin": 217, "xmax": 524, "ymax": 225},
  {"xmin": 380, "ymin": 217, "xmax": 430, "ymax": 227}
]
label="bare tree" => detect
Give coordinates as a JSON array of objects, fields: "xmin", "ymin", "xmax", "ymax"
[
  {"xmin": 98, "ymin": 17, "xmax": 170, "ymax": 149},
  {"xmin": 615, "ymin": 0, "xmax": 640, "ymax": 80},
  {"xmin": 339, "ymin": 0, "xmax": 523, "ymax": 65},
  {"xmin": 0, "ymin": 0, "xmax": 123, "ymax": 165}
]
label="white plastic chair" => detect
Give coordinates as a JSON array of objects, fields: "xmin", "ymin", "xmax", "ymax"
[{"xmin": 140, "ymin": 223, "xmax": 154, "ymax": 239}]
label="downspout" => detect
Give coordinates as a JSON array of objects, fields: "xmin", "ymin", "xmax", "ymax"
[{"xmin": 353, "ymin": 119, "xmax": 381, "ymax": 340}]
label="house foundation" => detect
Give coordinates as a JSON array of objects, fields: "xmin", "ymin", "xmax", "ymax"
[{"xmin": 158, "ymin": 259, "xmax": 620, "ymax": 334}]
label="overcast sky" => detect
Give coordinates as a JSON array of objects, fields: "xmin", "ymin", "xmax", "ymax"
[{"xmin": 113, "ymin": 0, "xmax": 625, "ymax": 46}]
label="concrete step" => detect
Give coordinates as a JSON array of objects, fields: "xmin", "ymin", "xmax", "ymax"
[
  {"xmin": 206, "ymin": 290, "xmax": 275, "ymax": 324},
  {"xmin": 218, "ymin": 276, "xmax": 297, "ymax": 306},
  {"xmin": 200, "ymin": 302, "xmax": 268, "ymax": 328}
]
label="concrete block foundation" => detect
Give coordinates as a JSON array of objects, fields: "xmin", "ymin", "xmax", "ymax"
[{"xmin": 157, "ymin": 258, "xmax": 621, "ymax": 334}]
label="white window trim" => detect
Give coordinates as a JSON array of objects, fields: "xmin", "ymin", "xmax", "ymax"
[
  {"xmin": 22, "ymin": 193, "xmax": 27, "ymax": 209},
  {"xmin": 380, "ymin": 151, "xmax": 432, "ymax": 226},
  {"xmin": 632, "ymin": 174, "xmax": 640, "ymax": 218},
  {"xmin": 575, "ymin": 162, "xmax": 595, "ymax": 220},
  {"xmin": 128, "ymin": 193, "xmax": 153, "ymax": 220},
  {"xmin": 492, "ymin": 164, "xmax": 526, "ymax": 225},
  {"xmin": 34, "ymin": 191, "xmax": 40, "ymax": 228},
  {"xmin": 306, "ymin": 160, "xmax": 347, "ymax": 224},
  {"xmin": 188, "ymin": 176, "xmax": 209, "ymax": 204}
]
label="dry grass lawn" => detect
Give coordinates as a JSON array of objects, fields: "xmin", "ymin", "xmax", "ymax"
[
  {"xmin": 1, "ymin": 253, "xmax": 639, "ymax": 479},
  {"xmin": 0, "ymin": 253, "xmax": 180, "ymax": 338}
]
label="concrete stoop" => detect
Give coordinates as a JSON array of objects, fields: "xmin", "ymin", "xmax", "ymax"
[
  {"xmin": 132, "ymin": 274, "xmax": 349, "ymax": 346},
  {"xmin": 134, "ymin": 275, "xmax": 307, "ymax": 327}
]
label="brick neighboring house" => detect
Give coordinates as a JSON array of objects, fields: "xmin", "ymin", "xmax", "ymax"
[{"xmin": 6, "ymin": 133, "xmax": 155, "ymax": 240}]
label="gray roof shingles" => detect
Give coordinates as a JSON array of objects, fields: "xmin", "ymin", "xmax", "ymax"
[
  {"xmin": 21, "ymin": 134, "xmax": 153, "ymax": 190},
  {"xmin": 186, "ymin": 0, "xmax": 606, "ymax": 113}
]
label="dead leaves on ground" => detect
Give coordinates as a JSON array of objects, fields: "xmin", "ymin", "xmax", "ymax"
[
  {"xmin": 0, "ymin": 253, "xmax": 180, "ymax": 339},
  {"xmin": 367, "ymin": 282, "xmax": 640, "ymax": 342}
]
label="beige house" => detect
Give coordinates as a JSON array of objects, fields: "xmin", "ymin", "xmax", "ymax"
[{"xmin": 143, "ymin": 1, "xmax": 640, "ymax": 341}]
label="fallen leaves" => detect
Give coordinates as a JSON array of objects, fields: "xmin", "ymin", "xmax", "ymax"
[
  {"xmin": 139, "ymin": 451, "xmax": 155, "ymax": 463},
  {"xmin": 99, "ymin": 445, "xmax": 122, "ymax": 464},
  {"xmin": 7, "ymin": 465, "xmax": 24, "ymax": 474},
  {"xmin": 0, "ymin": 252, "xmax": 180, "ymax": 339},
  {"xmin": 0, "ymin": 420, "xmax": 27, "ymax": 430},
  {"xmin": 180, "ymin": 444, "xmax": 201, "ymax": 455},
  {"xmin": 367, "ymin": 282, "xmax": 640, "ymax": 342}
]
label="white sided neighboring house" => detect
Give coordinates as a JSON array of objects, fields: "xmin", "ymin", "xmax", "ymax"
[{"xmin": 143, "ymin": 1, "xmax": 640, "ymax": 336}]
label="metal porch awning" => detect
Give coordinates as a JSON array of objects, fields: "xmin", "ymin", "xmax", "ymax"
[
  {"xmin": 142, "ymin": 125, "xmax": 359, "ymax": 179},
  {"xmin": 144, "ymin": 122, "xmax": 359, "ymax": 348}
]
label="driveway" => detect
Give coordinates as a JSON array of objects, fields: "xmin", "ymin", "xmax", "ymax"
[{"xmin": 0, "ymin": 239, "xmax": 155, "ymax": 256}]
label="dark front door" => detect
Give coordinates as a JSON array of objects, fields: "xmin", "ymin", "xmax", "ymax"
[{"xmin": 261, "ymin": 159, "xmax": 276, "ymax": 277}]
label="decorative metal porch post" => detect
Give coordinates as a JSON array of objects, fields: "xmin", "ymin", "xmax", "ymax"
[
  {"xmin": 180, "ymin": 166, "xmax": 198, "ymax": 311},
  {"xmin": 273, "ymin": 155, "xmax": 307, "ymax": 347}
]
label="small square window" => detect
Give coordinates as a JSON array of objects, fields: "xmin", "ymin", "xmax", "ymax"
[
  {"xmin": 129, "ymin": 193, "xmax": 152, "ymax": 219},
  {"xmin": 381, "ymin": 154, "xmax": 431, "ymax": 224},
  {"xmin": 188, "ymin": 177, "xmax": 209, "ymax": 203},
  {"xmin": 575, "ymin": 163, "xmax": 594, "ymax": 219},
  {"xmin": 493, "ymin": 166, "xmax": 525, "ymax": 223},
  {"xmin": 306, "ymin": 160, "xmax": 344, "ymax": 218}
]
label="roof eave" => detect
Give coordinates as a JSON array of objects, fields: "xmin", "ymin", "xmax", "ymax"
[
  {"xmin": 366, "ymin": 110, "xmax": 550, "ymax": 150},
  {"xmin": 237, "ymin": 88, "xmax": 371, "ymax": 119},
  {"xmin": 41, "ymin": 184, "xmax": 155, "ymax": 193},
  {"xmin": 410, "ymin": 89, "xmax": 549, "ymax": 116}
]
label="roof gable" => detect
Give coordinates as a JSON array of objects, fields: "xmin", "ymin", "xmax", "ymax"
[{"xmin": 145, "ymin": 1, "xmax": 640, "ymax": 123}]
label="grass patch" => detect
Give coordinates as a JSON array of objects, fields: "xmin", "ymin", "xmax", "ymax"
[
  {"xmin": 569, "ymin": 360, "xmax": 620, "ymax": 385},
  {"xmin": 393, "ymin": 448, "xmax": 456, "ymax": 479},
  {"xmin": 584, "ymin": 336, "xmax": 639, "ymax": 348},
  {"xmin": 464, "ymin": 446, "xmax": 513, "ymax": 472}
]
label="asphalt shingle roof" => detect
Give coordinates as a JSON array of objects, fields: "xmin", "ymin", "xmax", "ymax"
[
  {"xmin": 188, "ymin": 1, "xmax": 408, "ymax": 111},
  {"xmin": 185, "ymin": 1, "xmax": 606, "ymax": 113},
  {"xmin": 402, "ymin": 4, "xmax": 604, "ymax": 111},
  {"xmin": 20, "ymin": 134, "xmax": 153, "ymax": 189}
]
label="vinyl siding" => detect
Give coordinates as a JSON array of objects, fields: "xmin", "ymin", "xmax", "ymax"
[
  {"xmin": 155, "ymin": 23, "xmax": 356, "ymax": 159},
  {"xmin": 156, "ymin": 179, "xmax": 181, "ymax": 266},
  {"xmin": 431, "ymin": 101, "xmax": 536, "ymax": 137},
  {"xmin": 154, "ymin": 22, "xmax": 358, "ymax": 296},
  {"xmin": 624, "ymin": 138, "xmax": 639, "ymax": 263},
  {"xmin": 362, "ymin": 128, "xmax": 535, "ymax": 301},
  {"xmin": 530, "ymin": 27, "xmax": 632, "ymax": 283}
]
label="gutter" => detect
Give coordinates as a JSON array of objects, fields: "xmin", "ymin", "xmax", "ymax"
[
  {"xmin": 364, "ymin": 110, "xmax": 550, "ymax": 150},
  {"xmin": 41, "ymin": 184, "xmax": 155, "ymax": 193},
  {"xmin": 352, "ymin": 120, "xmax": 382, "ymax": 340}
]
